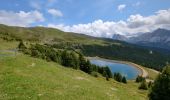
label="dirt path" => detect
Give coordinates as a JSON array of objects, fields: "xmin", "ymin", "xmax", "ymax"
[{"xmin": 87, "ymin": 57, "xmax": 148, "ymax": 78}]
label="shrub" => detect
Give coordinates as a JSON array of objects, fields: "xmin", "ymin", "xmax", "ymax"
[{"xmin": 91, "ymin": 71, "xmax": 99, "ymax": 77}]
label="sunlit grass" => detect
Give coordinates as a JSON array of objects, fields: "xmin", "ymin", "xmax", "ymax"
[
  {"xmin": 0, "ymin": 40, "xmax": 150, "ymax": 100},
  {"xmin": 0, "ymin": 53, "xmax": 148, "ymax": 100}
]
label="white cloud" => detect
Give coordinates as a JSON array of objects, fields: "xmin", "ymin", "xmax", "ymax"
[
  {"xmin": 0, "ymin": 10, "xmax": 45, "ymax": 27},
  {"xmin": 118, "ymin": 4, "xmax": 126, "ymax": 11},
  {"xmin": 48, "ymin": 9, "xmax": 63, "ymax": 17},
  {"xmin": 48, "ymin": 9, "xmax": 170, "ymax": 38}
]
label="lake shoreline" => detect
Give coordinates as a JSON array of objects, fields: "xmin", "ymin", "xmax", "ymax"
[{"xmin": 87, "ymin": 57, "xmax": 148, "ymax": 78}]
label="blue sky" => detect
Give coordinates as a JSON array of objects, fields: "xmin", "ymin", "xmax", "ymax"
[{"xmin": 0, "ymin": 0, "xmax": 170, "ymax": 37}]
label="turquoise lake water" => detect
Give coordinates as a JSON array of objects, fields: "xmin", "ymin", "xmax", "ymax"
[{"xmin": 90, "ymin": 58, "xmax": 142, "ymax": 80}]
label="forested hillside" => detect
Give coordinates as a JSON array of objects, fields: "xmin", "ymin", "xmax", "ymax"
[{"xmin": 0, "ymin": 24, "xmax": 169, "ymax": 71}]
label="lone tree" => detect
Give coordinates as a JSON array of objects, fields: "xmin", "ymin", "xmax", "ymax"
[
  {"xmin": 136, "ymin": 75, "xmax": 145, "ymax": 83},
  {"xmin": 122, "ymin": 76, "xmax": 127, "ymax": 84},
  {"xmin": 148, "ymin": 66, "xmax": 170, "ymax": 100},
  {"xmin": 148, "ymin": 81, "xmax": 153, "ymax": 88},
  {"xmin": 18, "ymin": 41, "xmax": 26, "ymax": 50},
  {"xmin": 139, "ymin": 79, "xmax": 148, "ymax": 90},
  {"xmin": 106, "ymin": 74, "xmax": 109, "ymax": 81}
]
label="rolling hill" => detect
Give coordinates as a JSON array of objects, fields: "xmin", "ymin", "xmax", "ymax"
[
  {"xmin": 0, "ymin": 24, "xmax": 169, "ymax": 70},
  {"xmin": 0, "ymin": 39, "xmax": 151, "ymax": 100}
]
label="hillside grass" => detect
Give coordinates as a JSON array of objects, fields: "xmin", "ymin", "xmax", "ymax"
[
  {"xmin": 0, "ymin": 24, "xmax": 106, "ymax": 45},
  {"xmin": 0, "ymin": 39, "xmax": 161, "ymax": 100},
  {"xmin": 0, "ymin": 39, "xmax": 19, "ymax": 50},
  {"xmin": 143, "ymin": 67, "xmax": 159, "ymax": 80},
  {"xmin": 0, "ymin": 53, "xmax": 148, "ymax": 100}
]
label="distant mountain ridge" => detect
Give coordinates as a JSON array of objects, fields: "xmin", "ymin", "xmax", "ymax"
[
  {"xmin": 112, "ymin": 34, "xmax": 127, "ymax": 41},
  {"xmin": 128, "ymin": 29, "xmax": 170, "ymax": 50}
]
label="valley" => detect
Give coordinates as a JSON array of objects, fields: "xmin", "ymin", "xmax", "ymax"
[
  {"xmin": 0, "ymin": 1, "xmax": 170, "ymax": 99},
  {"xmin": 0, "ymin": 39, "xmax": 158, "ymax": 100}
]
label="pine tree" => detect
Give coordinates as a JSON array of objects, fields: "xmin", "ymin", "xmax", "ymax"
[
  {"xmin": 114, "ymin": 72, "xmax": 122, "ymax": 82},
  {"xmin": 106, "ymin": 75, "xmax": 109, "ymax": 81},
  {"xmin": 122, "ymin": 76, "xmax": 127, "ymax": 84},
  {"xmin": 117, "ymin": 73, "xmax": 122, "ymax": 82},
  {"xmin": 105, "ymin": 66, "xmax": 112, "ymax": 78},
  {"xmin": 61, "ymin": 50, "xmax": 69, "ymax": 67},
  {"xmin": 136, "ymin": 75, "xmax": 145, "ymax": 83},
  {"xmin": 85, "ymin": 60, "xmax": 92, "ymax": 74},
  {"xmin": 148, "ymin": 66, "xmax": 170, "ymax": 100},
  {"xmin": 31, "ymin": 49, "xmax": 41, "ymax": 57},
  {"xmin": 79, "ymin": 54, "xmax": 88, "ymax": 73},
  {"xmin": 103, "ymin": 70, "xmax": 107, "ymax": 77},
  {"xmin": 18, "ymin": 41, "xmax": 26, "ymax": 50},
  {"xmin": 148, "ymin": 81, "xmax": 153, "ymax": 88},
  {"xmin": 70, "ymin": 52, "xmax": 79, "ymax": 69},
  {"xmin": 139, "ymin": 79, "xmax": 148, "ymax": 90}
]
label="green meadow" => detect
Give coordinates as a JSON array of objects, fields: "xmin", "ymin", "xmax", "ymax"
[{"xmin": 0, "ymin": 40, "xmax": 152, "ymax": 100}]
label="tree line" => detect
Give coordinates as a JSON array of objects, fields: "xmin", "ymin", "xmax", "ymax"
[
  {"xmin": 18, "ymin": 41, "xmax": 114, "ymax": 81},
  {"xmin": 50, "ymin": 42, "xmax": 170, "ymax": 71},
  {"xmin": 19, "ymin": 41, "xmax": 170, "ymax": 99}
]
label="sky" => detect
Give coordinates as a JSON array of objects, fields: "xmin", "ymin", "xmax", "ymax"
[{"xmin": 0, "ymin": 0, "xmax": 170, "ymax": 37}]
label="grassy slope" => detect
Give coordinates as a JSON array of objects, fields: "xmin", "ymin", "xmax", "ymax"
[
  {"xmin": 0, "ymin": 24, "xmax": 105, "ymax": 45},
  {"xmin": 0, "ymin": 40, "xmax": 150, "ymax": 100},
  {"xmin": 143, "ymin": 67, "xmax": 159, "ymax": 80},
  {"xmin": 0, "ymin": 54, "xmax": 148, "ymax": 100},
  {"xmin": 0, "ymin": 39, "xmax": 18, "ymax": 50}
]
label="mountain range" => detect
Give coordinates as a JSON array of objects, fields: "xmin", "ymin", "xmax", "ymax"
[{"xmin": 112, "ymin": 28, "xmax": 170, "ymax": 50}]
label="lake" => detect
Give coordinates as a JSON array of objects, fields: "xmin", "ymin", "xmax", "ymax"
[{"xmin": 89, "ymin": 58, "xmax": 142, "ymax": 80}]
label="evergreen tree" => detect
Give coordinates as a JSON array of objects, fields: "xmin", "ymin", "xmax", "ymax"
[
  {"xmin": 139, "ymin": 80, "xmax": 148, "ymax": 90},
  {"xmin": 70, "ymin": 52, "xmax": 79, "ymax": 69},
  {"xmin": 114, "ymin": 72, "xmax": 122, "ymax": 82},
  {"xmin": 91, "ymin": 64, "xmax": 98, "ymax": 72},
  {"xmin": 106, "ymin": 75, "xmax": 109, "ymax": 81},
  {"xmin": 18, "ymin": 41, "xmax": 26, "ymax": 50},
  {"xmin": 136, "ymin": 75, "xmax": 145, "ymax": 83},
  {"xmin": 148, "ymin": 66, "xmax": 170, "ymax": 100},
  {"xmin": 79, "ymin": 54, "xmax": 88, "ymax": 73},
  {"xmin": 117, "ymin": 73, "xmax": 122, "ymax": 82},
  {"xmin": 148, "ymin": 81, "xmax": 153, "ymax": 88},
  {"xmin": 61, "ymin": 50, "xmax": 75, "ymax": 68},
  {"xmin": 98, "ymin": 67, "xmax": 105, "ymax": 75},
  {"xmin": 31, "ymin": 49, "xmax": 41, "ymax": 57},
  {"xmin": 105, "ymin": 66, "xmax": 112, "ymax": 78},
  {"xmin": 102, "ymin": 70, "xmax": 107, "ymax": 77},
  {"xmin": 85, "ymin": 60, "xmax": 92, "ymax": 74},
  {"xmin": 61, "ymin": 50, "xmax": 69, "ymax": 67},
  {"xmin": 122, "ymin": 76, "xmax": 127, "ymax": 84}
]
